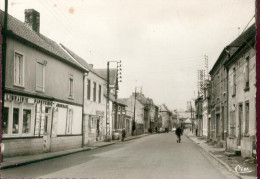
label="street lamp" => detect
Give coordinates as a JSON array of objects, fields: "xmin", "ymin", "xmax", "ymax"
[{"xmin": 105, "ymin": 60, "xmax": 122, "ymax": 141}]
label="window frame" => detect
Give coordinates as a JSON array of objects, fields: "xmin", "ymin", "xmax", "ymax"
[
  {"xmin": 13, "ymin": 50, "xmax": 25, "ymax": 87},
  {"xmin": 87, "ymin": 79, "xmax": 91, "ymax": 100},
  {"xmin": 93, "ymin": 82, "xmax": 97, "ymax": 102},
  {"xmin": 232, "ymin": 68, "xmax": 236, "ymax": 96},
  {"xmin": 244, "ymin": 56, "xmax": 250, "ymax": 91},
  {"xmin": 2, "ymin": 101, "xmax": 35, "ymax": 137},
  {"xmin": 36, "ymin": 60, "xmax": 46, "ymax": 92},
  {"xmin": 245, "ymin": 101, "xmax": 249, "ymax": 135},
  {"xmin": 98, "ymin": 84, "xmax": 102, "ymax": 103},
  {"xmin": 68, "ymin": 75, "xmax": 74, "ymax": 99}
]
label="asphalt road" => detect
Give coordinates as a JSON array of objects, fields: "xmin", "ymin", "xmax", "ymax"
[{"xmin": 1, "ymin": 130, "xmax": 237, "ymax": 179}]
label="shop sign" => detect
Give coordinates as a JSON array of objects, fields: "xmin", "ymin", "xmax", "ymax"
[{"xmin": 5, "ymin": 94, "xmax": 28, "ymax": 103}]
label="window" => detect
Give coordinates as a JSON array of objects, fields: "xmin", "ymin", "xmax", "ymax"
[
  {"xmin": 22, "ymin": 109, "xmax": 31, "ymax": 133},
  {"xmin": 93, "ymin": 82, "xmax": 96, "ymax": 101},
  {"xmin": 66, "ymin": 109, "xmax": 73, "ymax": 134},
  {"xmin": 36, "ymin": 62, "xmax": 45, "ymax": 92},
  {"xmin": 69, "ymin": 77, "xmax": 74, "ymax": 98},
  {"xmin": 245, "ymin": 102, "xmax": 249, "ymax": 134},
  {"xmin": 230, "ymin": 111, "xmax": 236, "ymax": 137},
  {"xmin": 98, "ymin": 84, "xmax": 102, "ymax": 103},
  {"xmin": 13, "ymin": 108, "xmax": 19, "ymax": 134},
  {"xmin": 244, "ymin": 57, "xmax": 250, "ymax": 90},
  {"xmin": 14, "ymin": 51, "xmax": 24, "ymax": 86},
  {"xmin": 87, "ymin": 79, "xmax": 91, "ymax": 100},
  {"xmin": 233, "ymin": 68, "xmax": 236, "ymax": 95},
  {"xmin": 2, "ymin": 107, "xmax": 9, "ymax": 134}
]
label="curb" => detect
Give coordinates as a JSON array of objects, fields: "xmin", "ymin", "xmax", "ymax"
[
  {"xmin": 0, "ymin": 148, "xmax": 92, "ymax": 170},
  {"xmin": 1, "ymin": 135, "xmax": 148, "ymax": 169},
  {"xmin": 186, "ymin": 134, "xmax": 242, "ymax": 179}
]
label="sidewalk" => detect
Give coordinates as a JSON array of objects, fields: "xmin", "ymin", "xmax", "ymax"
[
  {"xmin": 0, "ymin": 134, "xmax": 148, "ymax": 169},
  {"xmin": 186, "ymin": 132, "xmax": 257, "ymax": 179}
]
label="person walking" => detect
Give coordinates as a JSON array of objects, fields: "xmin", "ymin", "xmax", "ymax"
[
  {"xmin": 175, "ymin": 126, "xmax": 182, "ymax": 143},
  {"xmin": 122, "ymin": 128, "xmax": 126, "ymax": 142}
]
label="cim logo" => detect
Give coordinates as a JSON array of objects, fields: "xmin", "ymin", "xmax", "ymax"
[{"xmin": 235, "ymin": 165, "xmax": 252, "ymax": 174}]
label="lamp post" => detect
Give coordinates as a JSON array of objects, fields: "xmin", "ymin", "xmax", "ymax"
[{"xmin": 105, "ymin": 60, "xmax": 122, "ymax": 141}]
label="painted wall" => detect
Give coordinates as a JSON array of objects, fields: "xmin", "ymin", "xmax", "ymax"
[
  {"xmin": 227, "ymin": 47, "xmax": 256, "ymax": 157},
  {"xmin": 6, "ymin": 38, "xmax": 84, "ymax": 104}
]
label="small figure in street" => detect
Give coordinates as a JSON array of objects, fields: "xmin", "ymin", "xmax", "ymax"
[
  {"xmin": 155, "ymin": 127, "xmax": 158, "ymax": 133},
  {"xmin": 195, "ymin": 128, "xmax": 198, "ymax": 136},
  {"xmin": 175, "ymin": 126, "xmax": 182, "ymax": 143},
  {"xmin": 122, "ymin": 128, "xmax": 126, "ymax": 142}
]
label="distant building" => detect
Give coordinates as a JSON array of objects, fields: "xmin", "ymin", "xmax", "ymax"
[{"xmin": 159, "ymin": 104, "xmax": 172, "ymax": 131}]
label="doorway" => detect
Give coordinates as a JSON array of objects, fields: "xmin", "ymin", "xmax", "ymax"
[
  {"xmin": 43, "ymin": 107, "xmax": 52, "ymax": 152},
  {"xmin": 238, "ymin": 104, "xmax": 243, "ymax": 145}
]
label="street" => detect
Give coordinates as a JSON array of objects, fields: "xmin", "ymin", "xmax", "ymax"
[{"xmin": 1, "ymin": 130, "xmax": 237, "ymax": 179}]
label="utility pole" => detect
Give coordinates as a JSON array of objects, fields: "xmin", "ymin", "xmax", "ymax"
[
  {"xmin": 106, "ymin": 60, "xmax": 122, "ymax": 141},
  {"xmin": 105, "ymin": 62, "xmax": 110, "ymax": 141}
]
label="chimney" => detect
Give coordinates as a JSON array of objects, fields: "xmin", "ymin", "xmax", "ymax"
[{"xmin": 25, "ymin": 9, "xmax": 40, "ymax": 33}]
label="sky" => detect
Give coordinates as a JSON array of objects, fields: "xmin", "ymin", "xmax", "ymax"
[{"xmin": 0, "ymin": 0, "xmax": 255, "ymax": 110}]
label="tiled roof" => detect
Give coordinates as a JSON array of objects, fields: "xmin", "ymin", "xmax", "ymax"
[
  {"xmin": 117, "ymin": 98, "xmax": 129, "ymax": 106},
  {"xmin": 95, "ymin": 68, "xmax": 117, "ymax": 85},
  {"xmin": 60, "ymin": 44, "xmax": 106, "ymax": 80},
  {"xmin": 0, "ymin": 10, "xmax": 86, "ymax": 71}
]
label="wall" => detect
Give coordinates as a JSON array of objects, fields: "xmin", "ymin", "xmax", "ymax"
[
  {"xmin": 227, "ymin": 47, "xmax": 256, "ymax": 157},
  {"xmin": 3, "ymin": 138, "xmax": 43, "ymax": 157},
  {"xmin": 6, "ymin": 38, "xmax": 84, "ymax": 104}
]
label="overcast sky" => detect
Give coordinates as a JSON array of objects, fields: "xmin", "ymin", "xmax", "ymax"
[{"xmin": 0, "ymin": 0, "xmax": 255, "ymax": 110}]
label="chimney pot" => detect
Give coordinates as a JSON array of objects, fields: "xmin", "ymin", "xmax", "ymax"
[{"xmin": 25, "ymin": 9, "xmax": 40, "ymax": 33}]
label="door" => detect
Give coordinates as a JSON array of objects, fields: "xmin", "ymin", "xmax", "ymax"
[
  {"xmin": 43, "ymin": 107, "xmax": 52, "ymax": 152},
  {"xmin": 216, "ymin": 114, "xmax": 220, "ymax": 140},
  {"xmin": 221, "ymin": 106, "xmax": 225, "ymax": 140},
  {"xmin": 96, "ymin": 118, "xmax": 100, "ymax": 140},
  {"xmin": 238, "ymin": 104, "xmax": 243, "ymax": 145}
]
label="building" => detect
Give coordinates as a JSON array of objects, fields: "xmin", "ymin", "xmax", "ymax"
[
  {"xmin": 1, "ymin": 9, "xmax": 87, "ymax": 157},
  {"xmin": 95, "ymin": 68, "xmax": 127, "ymax": 139},
  {"xmin": 60, "ymin": 44, "xmax": 107, "ymax": 144},
  {"xmin": 159, "ymin": 104, "xmax": 172, "ymax": 131},
  {"xmin": 195, "ymin": 97, "xmax": 203, "ymax": 136},
  {"xmin": 209, "ymin": 30, "xmax": 243, "ymax": 146},
  {"xmin": 202, "ymin": 80, "xmax": 211, "ymax": 139},
  {"xmin": 224, "ymin": 24, "xmax": 256, "ymax": 158}
]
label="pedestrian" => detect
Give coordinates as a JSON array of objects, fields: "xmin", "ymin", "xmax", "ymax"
[
  {"xmin": 155, "ymin": 127, "xmax": 158, "ymax": 133},
  {"xmin": 175, "ymin": 126, "xmax": 182, "ymax": 143},
  {"xmin": 122, "ymin": 128, "xmax": 126, "ymax": 141},
  {"xmin": 195, "ymin": 128, "xmax": 198, "ymax": 136}
]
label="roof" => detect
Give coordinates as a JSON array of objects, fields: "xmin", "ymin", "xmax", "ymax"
[
  {"xmin": 224, "ymin": 24, "xmax": 256, "ymax": 67},
  {"xmin": 159, "ymin": 104, "xmax": 172, "ymax": 114},
  {"xmin": 117, "ymin": 98, "xmax": 129, "ymax": 106},
  {"xmin": 95, "ymin": 68, "xmax": 117, "ymax": 85},
  {"xmin": 209, "ymin": 23, "xmax": 255, "ymax": 75},
  {"xmin": 135, "ymin": 93, "xmax": 148, "ymax": 105},
  {"xmin": 184, "ymin": 118, "xmax": 192, "ymax": 124},
  {"xmin": 0, "ymin": 10, "xmax": 86, "ymax": 72},
  {"xmin": 60, "ymin": 44, "xmax": 105, "ymax": 80}
]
